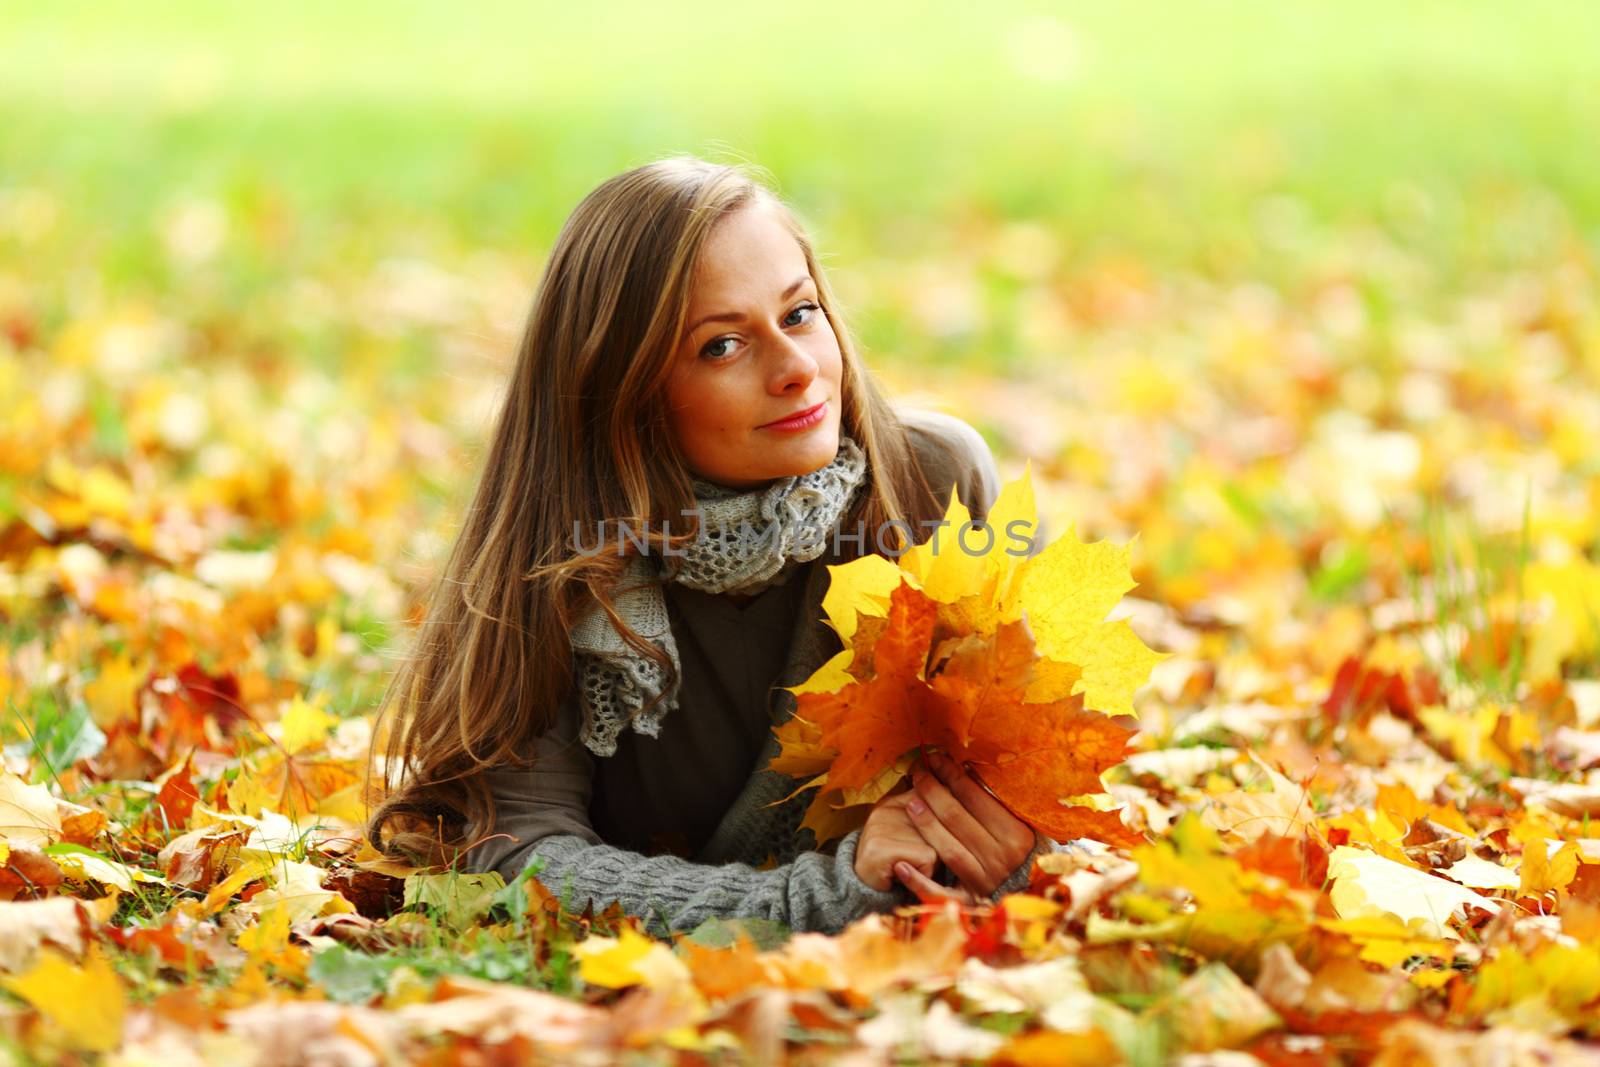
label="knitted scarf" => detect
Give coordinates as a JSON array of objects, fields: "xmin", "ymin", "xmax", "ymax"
[{"xmin": 569, "ymin": 435, "xmax": 869, "ymax": 756}]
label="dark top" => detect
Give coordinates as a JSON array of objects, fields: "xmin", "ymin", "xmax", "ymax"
[{"xmin": 590, "ymin": 565, "xmax": 812, "ymax": 856}]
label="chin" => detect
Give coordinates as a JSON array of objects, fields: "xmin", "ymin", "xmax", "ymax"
[
  {"xmin": 789, "ymin": 426, "xmax": 842, "ymax": 475},
  {"xmin": 710, "ymin": 425, "xmax": 842, "ymax": 486}
]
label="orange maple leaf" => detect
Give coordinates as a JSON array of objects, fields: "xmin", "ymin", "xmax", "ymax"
[
  {"xmin": 798, "ymin": 580, "xmax": 938, "ymax": 793},
  {"xmin": 780, "ymin": 579, "xmax": 1141, "ymax": 847},
  {"xmin": 927, "ymin": 616, "xmax": 1140, "ymax": 847}
]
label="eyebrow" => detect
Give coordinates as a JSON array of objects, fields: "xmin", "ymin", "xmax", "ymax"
[{"xmin": 685, "ymin": 274, "xmax": 814, "ymax": 336}]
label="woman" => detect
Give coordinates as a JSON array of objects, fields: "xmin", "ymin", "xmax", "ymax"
[{"xmin": 366, "ymin": 155, "xmax": 1048, "ymax": 935}]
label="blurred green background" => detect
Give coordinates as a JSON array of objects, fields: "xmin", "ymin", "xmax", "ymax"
[
  {"xmin": 7, "ymin": 1, "xmax": 1596, "ymax": 371},
  {"xmin": 4, "ymin": 1, "xmax": 1598, "ymax": 607}
]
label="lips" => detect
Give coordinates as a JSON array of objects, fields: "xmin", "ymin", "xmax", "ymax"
[{"xmin": 760, "ymin": 400, "xmax": 826, "ymax": 429}]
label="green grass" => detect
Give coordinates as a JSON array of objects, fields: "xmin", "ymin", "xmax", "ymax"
[
  {"xmin": 1396, "ymin": 491, "xmax": 1534, "ymax": 709},
  {"xmin": 5, "ymin": 2, "xmax": 1598, "ymax": 386}
]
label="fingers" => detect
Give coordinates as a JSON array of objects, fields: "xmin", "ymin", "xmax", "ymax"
[
  {"xmin": 932, "ymin": 755, "xmax": 1038, "ymax": 859},
  {"xmin": 906, "ymin": 778, "xmax": 994, "ymax": 892},
  {"xmin": 859, "ymin": 843, "xmax": 934, "ymax": 891},
  {"xmin": 893, "ymin": 861, "xmax": 976, "ymax": 906},
  {"xmin": 905, "ymin": 753, "xmax": 1042, "ymax": 897},
  {"xmin": 898, "ymin": 836, "xmax": 939, "ymax": 880},
  {"xmin": 856, "ymin": 797, "xmax": 940, "ymax": 890},
  {"xmin": 908, "ymin": 783, "xmax": 992, "ymax": 895},
  {"xmin": 855, "ymin": 858, "xmax": 892, "ymax": 892},
  {"xmin": 914, "ymin": 757, "xmax": 995, "ymax": 852},
  {"xmin": 879, "ymin": 795, "xmax": 941, "ymax": 877}
]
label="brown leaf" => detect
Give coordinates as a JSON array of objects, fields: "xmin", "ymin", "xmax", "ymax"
[{"xmin": 0, "ymin": 846, "xmax": 65, "ymax": 898}]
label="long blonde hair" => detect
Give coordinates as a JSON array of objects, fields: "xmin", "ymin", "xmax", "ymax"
[{"xmin": 365, "ymin": 154, "xmax": 947, "ymax": 867}]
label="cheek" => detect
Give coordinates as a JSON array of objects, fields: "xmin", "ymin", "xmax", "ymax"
[
  {"xmin": 665, "ymin": 370, "xmax": 705, "ymax": 445},
  {"xmin": 668, "ymin": 367, "xmax": 744, "ymax": 437},
  {"xmin": 815, "ymin": 335, "xmax": 845, "ymax": 385}
]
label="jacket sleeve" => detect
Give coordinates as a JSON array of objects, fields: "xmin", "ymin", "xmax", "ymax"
[
  {"xmin": 459, "ymin": 694, "xmax": 602, "ymax": 881},
  {"xmin": 523, "ymin": 828, "xmax": 901, "ymax": 937},
  {"xmin": 459, "ymin": 697, "xmax": 902, "ymax": 936}
]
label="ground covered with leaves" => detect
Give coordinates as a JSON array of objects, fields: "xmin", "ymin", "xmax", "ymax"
[
  {"xmin": 6, "ymin": 6, "xmax": 1600, "ymax": 1064},
  {"xmin": 5, "ymin": 212, "xmax": 1600, "ymax": 1063}
]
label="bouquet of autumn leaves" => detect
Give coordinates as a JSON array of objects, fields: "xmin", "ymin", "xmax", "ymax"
[{"xmin": 767, "ymin": 467, "xmax": 1166, "ymax": 850}]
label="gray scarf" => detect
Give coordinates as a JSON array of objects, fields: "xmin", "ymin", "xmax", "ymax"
[{"xmin": 569, "ymin": 436, "xmax": 869, "ymax": 756}]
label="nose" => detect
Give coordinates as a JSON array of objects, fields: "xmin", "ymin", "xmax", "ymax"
[{"xmin": 767, "ymin": 335, "xmax": 819, "ymax": 395}]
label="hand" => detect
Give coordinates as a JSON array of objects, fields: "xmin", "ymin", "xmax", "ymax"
[
  {"xmin": 852, "ymin": 789, "xmax": 939, "ymax": 892},
  {"xmin": 901, "ymin": 751, "xmax": 1038, "ymax": 898}
]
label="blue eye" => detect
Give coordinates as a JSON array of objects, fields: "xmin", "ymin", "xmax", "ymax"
[
  {"xmin": 787, "ymin": 301, "xmax": 823, "ymax": 326},
  {"xmin": 701, "ymin": 302, "xmax": 823, "ymax": 360},
  {"xmin": 701, "ymin": 336, "xmax": 736, "ymax": 360}
]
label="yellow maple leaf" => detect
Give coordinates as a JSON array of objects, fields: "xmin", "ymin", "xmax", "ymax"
[
  {"xmin": 574, "ymin": 926, "xmax": 691, "ymax": 990},
  {"xmin": 0, "ymin": 942, "xmax": 126, "ymax": 1052},
  {"xmin": 1522, "ymin": 559, "xmax": 1600, "ymax": 682},
  {"xmin": 83, "ymin": 652, "xmax": 146, "ymax": 731},
  {"xmin": 1418, "ymin": 702, "xmax": 1540, "ymax": 772},
  {"xmin": 279, "ymin": 691, "xmax": 338, "ymax": 755},
  {"xmin": 1317, "ymin": 915, "xmax": 1457, "ymax": 968},
  {"xmin": 235, "ymin": 899, "xmax": 310, "ymax": 978},
  {"xmin": 799, "ymin": 786, "xmax": 873, "ymax": 845},
  {"xmin": 314, "ymin": 781, "xmax": 368, "ymax": 825},
  {"xmin": 788, "ymin": 648, "xmax": 856, "ymax": 698},
  {"xmin": 1128, "ymin": 814, "xmax": 1312, "ymax": 964},
  {"xmin": 201, "ymin": 856, "xmax": 276, "ymax": 915},
  {"xmin": 1520, "ymin": 839, "xmax": 1582, "ymax": 898},
  {"xmin": 820, "ymin": 552, "xmax": 905, "ymax": 644},
  {"xmin": 227, "ymin": 746, "xmax": 362, "ymax": 824},
  {"xmin": 1468, "ymin": 942, "xmax": 1600, "ymax": 1025},
  {"xmin": 45, "ymin": 457, "xmax": 135, "ymax": 524},
  {"xmin": 236, "ymin": 898, "xmax": 292, "ymax": 957},
  {"xmin": 1200, "ymin": 754, "xmax": 1315, "ymax": 844},
  {"xmin": 768, "ymin": 715, "xmax": 835, "ymax": 779},
  {"xmin": 1000, "ymin": 526, "xmax": 1167, "ymax": 719},
  {"xmin": 807, "ymin": 467, "xmax": 1166, "ymax": 719},
  {"xmin": 237, "ymin": 859, "xmax": 356, "ymax": 924},
  {"xmin": 823, "ymin": 467, "xmax": 1039, "ymax": 636}
]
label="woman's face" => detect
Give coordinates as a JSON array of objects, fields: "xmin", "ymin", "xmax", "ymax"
[{"xmin": 665, "ymin": 200, "xmax": 845, "ymax": 490}]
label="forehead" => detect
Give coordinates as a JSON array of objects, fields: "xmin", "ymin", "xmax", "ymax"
[{"xmin": 688, "ymin": 202, "xmax": 809, "ymax": 304}]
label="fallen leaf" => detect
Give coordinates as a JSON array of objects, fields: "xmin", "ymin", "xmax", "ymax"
[
  {"xmin": 1327, "ymin": 846, "xmax": 1501, "ymax": 939},
  {"xmin": 0, "ymin": 942, "xmax": 126, "ymax": 1051}
]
